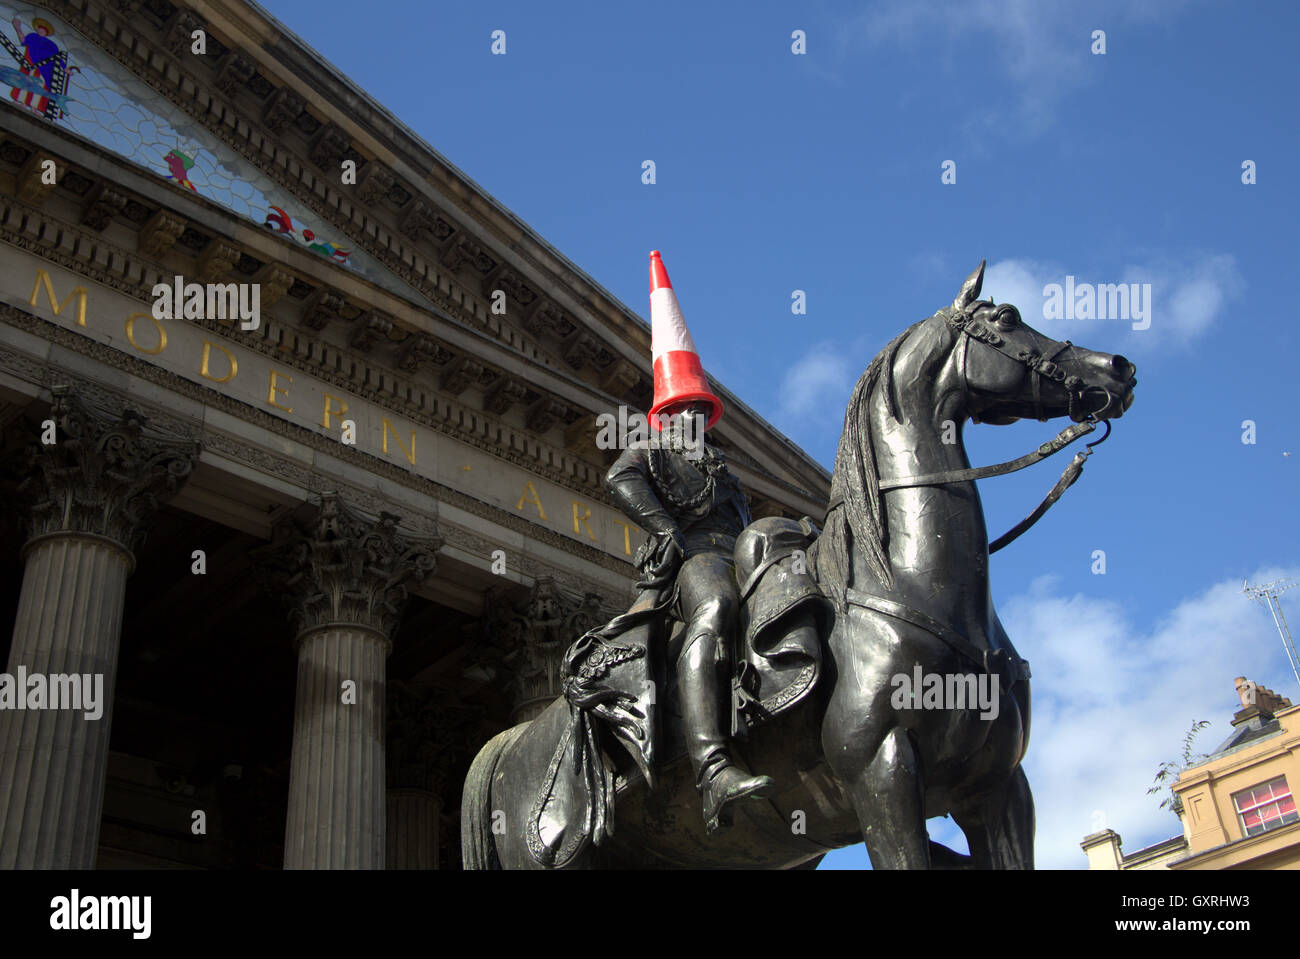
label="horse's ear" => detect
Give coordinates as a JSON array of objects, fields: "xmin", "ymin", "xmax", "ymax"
[{"xmin": 952, "ymin": 260, "xmax": 986, "ymax": 311}]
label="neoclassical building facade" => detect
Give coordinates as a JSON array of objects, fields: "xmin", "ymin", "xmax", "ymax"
[{"xmin": 0, "ymin": 0, "xmax": 828, "ymax": 867}]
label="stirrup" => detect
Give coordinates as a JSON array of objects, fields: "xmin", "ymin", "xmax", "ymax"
[{"xmin": 702, "ymin": 765, "xmax": 775, "ymax": 835}]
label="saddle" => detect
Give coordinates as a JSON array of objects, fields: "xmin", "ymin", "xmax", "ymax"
[{"xmin": 524, "ymin": 517, "xmax": 829, "ymax": 867}]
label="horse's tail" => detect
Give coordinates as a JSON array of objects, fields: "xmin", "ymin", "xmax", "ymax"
[{"xmin": 460, "ymin": 722, "xmax": 529, "ymax": 870}]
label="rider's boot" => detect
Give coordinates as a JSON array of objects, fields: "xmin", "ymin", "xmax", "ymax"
[{"xmin": 678, "ymin": 630, "xmax": 775, "ymax": 835}]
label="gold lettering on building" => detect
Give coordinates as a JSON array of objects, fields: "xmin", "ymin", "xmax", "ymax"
[
  {"xmin": 571, "ymin": 500, "xmax": 597, "ymax": 541},
  {"xmin": 199, "ymin": 341, "xmax": 237, "ymax": 383},
  {"xmin": 381, "ymin": 418, "xmax": 416, "ymax": 466},
  {"xmin": 322, "ymin": 394, "xmax": 348, "ymax": 429},
  {"xmin": 612, "ymin": 519, "xmax": 636, "ymax": 556},
  {"xmin": 124, "ymin": 312, "xmax": 167, "ymax": 355},
  {"xmin": 267, "ymin": 368, "xmax": 293, "ymax": 413},
  {"xmin": 28, "ymin": 269, "xmax": 87, "ymax": 327},
  {"xmin": 516, "ymin": 481, "xmax": 547, "ymax": 521},
  {"xmin": 12, "ymin": 263, "xmax": 640, "ymax": 563}
]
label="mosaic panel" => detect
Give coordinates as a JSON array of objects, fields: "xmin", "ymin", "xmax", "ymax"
[{"xmin": 1, "ymin": 3, "xmax": 428, "ymax": 305}]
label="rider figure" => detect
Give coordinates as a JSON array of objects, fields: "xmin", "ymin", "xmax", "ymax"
[{"xmin": 604, "ymin": 252, "xmax": 775, "ymax": 833}]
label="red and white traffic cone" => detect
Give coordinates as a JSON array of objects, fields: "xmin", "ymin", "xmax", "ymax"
[{"xmin": 647, "ymin": 250, "xmax": 724, "ymax": 431}]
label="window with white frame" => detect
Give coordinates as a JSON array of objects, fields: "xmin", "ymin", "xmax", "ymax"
[{"xmin": 1232, "ymin": 776, "xmax": 1299, "ymax": 838}]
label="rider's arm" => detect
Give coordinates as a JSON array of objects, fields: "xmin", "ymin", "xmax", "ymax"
[{"xmin": 604, "ymin": 447, "xmax": 678, "ymax": 539}]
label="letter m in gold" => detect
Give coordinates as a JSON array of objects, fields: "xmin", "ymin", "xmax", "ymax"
[{"xmin": 28, "ymin": 270, "xmax": 88, "ymax": 327}]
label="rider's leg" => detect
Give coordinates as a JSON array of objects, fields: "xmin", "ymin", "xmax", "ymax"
[{"xmin": 676, "ymin": 552, "xmax": 774, "ymax": 834}]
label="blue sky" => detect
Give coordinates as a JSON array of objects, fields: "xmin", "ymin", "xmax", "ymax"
[{"xmin": 255, "ymin": 0, "xmax": 1299, "ymax": 867}]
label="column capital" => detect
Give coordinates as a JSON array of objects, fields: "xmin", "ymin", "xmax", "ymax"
[
  {"xmin": 14, "ymin": 385, "xmax": 199, "ymax": 557},
  {"xmin": 257, "ymin": 492, "xmax": 441, "ymax": 640},
  {"xmin": 478, "ymin": 575, "xmax": 619, "ymax": 721}
]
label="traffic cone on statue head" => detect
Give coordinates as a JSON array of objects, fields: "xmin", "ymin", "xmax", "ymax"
[{"xmin": 647, "ymin": 250, "xmax": 724, "ymax": 432}]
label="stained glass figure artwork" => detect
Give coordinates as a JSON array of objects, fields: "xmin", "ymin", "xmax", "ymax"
[
  {"xmin": 162, "ymin": 146, "xmax": 199, "ymax": 193},
  {"xmin": 265, "ymin": 204, "xmax": 351, "ymax": 265},
  {"xmin": 1, "ymin": 3, "xmax": 423, "ymax": 304},
  {"xmin": 3, "ymin": 13, "xmax": 76, "ymax": 120}
]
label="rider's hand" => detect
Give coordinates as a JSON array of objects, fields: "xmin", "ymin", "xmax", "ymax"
[
  {"xmin": 661, "ymin": 527, "xmax": 686, "ymax": 559},
  {"xmin": 646, "ymin": 527, "xmax": 684, "ymax": 576}
]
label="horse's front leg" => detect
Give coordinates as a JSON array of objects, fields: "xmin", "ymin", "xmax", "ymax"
[
  {"xmin": 822, "ymin": 614, "xmax": 932, "ymax": 869},
  {"xmin": 858, "ymin": 725, "xmax": 931, "ymax": 868},
  {"xmin": 824, "ymin": 712, "xmax": 930, "ymax": 868}
]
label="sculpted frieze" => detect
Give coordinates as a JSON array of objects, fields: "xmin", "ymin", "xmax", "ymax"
[
  {"xmin": 261, "ymin": 86, "xmax": 304, "ymax": 134},
  {"xmin": 78, "ymin": 183, "xmax": 127, "ymax": 231}
]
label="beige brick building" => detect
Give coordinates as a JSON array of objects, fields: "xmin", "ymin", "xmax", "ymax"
[{"xmin": 1083, "ymin": 677, "xmax": 1300, "ymax": 870}]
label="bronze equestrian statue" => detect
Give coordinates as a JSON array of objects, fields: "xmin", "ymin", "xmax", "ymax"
[{"xmin": 462, "ymin": 258, "xmax": 1137, "ymax": 869}]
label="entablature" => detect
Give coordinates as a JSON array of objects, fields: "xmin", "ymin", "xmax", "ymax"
[{"xmin": 7, "ymin": 0, "xmax": 830, "ymax": 518}]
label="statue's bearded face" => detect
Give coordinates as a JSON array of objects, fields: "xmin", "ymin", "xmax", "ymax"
[{"xmin": 663, "ymin": 402, "xmax": 708, "ymax": 452}]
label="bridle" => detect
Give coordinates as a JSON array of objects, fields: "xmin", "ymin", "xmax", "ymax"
[
  {"xmin": 946, "ymin": 305, "xmax": 1115, "ymax": 425},
  {"xmin": 826, "ymin": 305, "xmax": 1118, "ymax": 554}
]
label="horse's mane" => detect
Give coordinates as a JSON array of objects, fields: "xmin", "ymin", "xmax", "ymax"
[{"xmin": 812, "ymin": 317, "xmax": 931, "ymax": 602}]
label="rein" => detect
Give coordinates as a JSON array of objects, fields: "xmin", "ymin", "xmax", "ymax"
[{"xmin": 876, "ymin": 418, "xmax": 1100, "ymax": 492}]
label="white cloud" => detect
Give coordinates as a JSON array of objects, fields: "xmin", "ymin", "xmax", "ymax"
[
  {"xmin": 1005, "ymin": 565, "xmax": 1300, "ymax": 867},
  {"xmin": 777, "ymin": 340, "xmax": 858, "ymax": 422},
  {"xmin": 1152, "ymin": 256, "xmax": 1237, "ymax": 342},
  {"xmin": 840, "ymin": 0, "xmax": 1196, "ymax": 142},
  {"xmin": 983, "ymin": 259, "xmax": 1050, "ymax": 322},
  {"xmin": 984, "ymin": 254, "xmax": 1242, "ymax": 350}
]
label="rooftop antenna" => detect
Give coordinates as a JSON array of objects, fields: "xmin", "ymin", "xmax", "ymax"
[{"xmin": 1243, "ymin": 579, "xmax": 1299, "ymax": 692}]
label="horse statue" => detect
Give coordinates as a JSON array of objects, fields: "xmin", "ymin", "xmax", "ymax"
[{"xmin": 462, "ymin": 261, "xmax": 1137, "ymax": 869}]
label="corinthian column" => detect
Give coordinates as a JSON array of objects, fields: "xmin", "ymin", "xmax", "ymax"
[
  {"xmin": 490, "ymin": 579, "xmax": 611, "ymax": 723},
  {"xmin": 260, "ymin": 493, "xmax": 438, "ymax": 869},
  {"xmin": 0, "ymin": 386, "xmax": 197, "ymax": 868}
]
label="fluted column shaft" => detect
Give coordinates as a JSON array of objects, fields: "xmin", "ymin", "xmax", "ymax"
[
  {"xmin": 387, "ymin": 788, "xmax": 439, "ymax": 869},
  {"xmin": 0, "ymin": 535, "xmax": 131, "ymax": 867},
  {"xmin": 0, "ymin": 386, "xmax": 195, "ymax": 869},
  {"xmin": 283, "ymin": 625, "xmax": 390, "ymax": 869}
]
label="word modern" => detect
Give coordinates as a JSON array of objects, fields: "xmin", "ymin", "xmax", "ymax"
[
  {"xmin": 0, "ymin": 667, "xmax": 104, "ymax": 720},
  {"xmin": 595, "ymin": 405, "xmax": 703, "ymax": 460},
  {"xmin": 151, "ymin": 275, "xmax": 260, "ymax": 330},
  {"xmin": 19, "ymin": 264, "xmax": 638, "ymax": 560},
  {"xmin": 1041, "ymin": 276, "xmax": 1152, "ymax": 331},
  {"xmin": 50, "ymin": 890, "xmax": 151, "ymax": 940},
  {"xmin": 890, "ymin": 664, "xmax": 999, "ymax": 720}
]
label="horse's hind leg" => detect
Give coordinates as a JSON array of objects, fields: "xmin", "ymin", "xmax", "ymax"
[
  {"xmin": 843, "ymin": 725, "xmax": 930, "ymax": 869},
  {"xmin": 953, "ymin": 765, "xmax": 1035, "ymax": 869}
]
